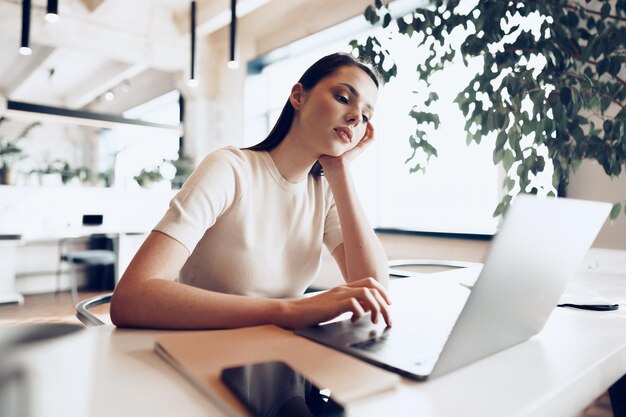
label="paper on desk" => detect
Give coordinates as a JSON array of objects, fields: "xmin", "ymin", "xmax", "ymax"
[{"xmin": 155, "ymin": 325, "xmax": 399, "ymax": 417}]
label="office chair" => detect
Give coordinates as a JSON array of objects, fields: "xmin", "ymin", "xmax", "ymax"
[
  {"xmin": 57, "ymin": 236, "xmax": 116, "ymax": 306},
  {"xmin": 75, "ymin": 292, "xmax": 113, "ymax": 326}
]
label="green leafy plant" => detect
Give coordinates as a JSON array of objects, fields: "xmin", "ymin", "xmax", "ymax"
[
  {"xmin": 51, "ymin": 160, "xmax": 91, "ymax": 184},
  {"xmin": 0, "ymin": 117, "xmax": 41, "ymax": 184},
  {"xmin": 174, "ymin": 156, "xmax": 194, "ymax": 176},
  {"xmin": 134, "ymin": 166, "xmax": 165, "ymax": 188},
  {"xmin": 353, "ymin": 0, "xmax": 626, "ymax": 219},
  {"xmin": 171, "ymin": 155, "xmax": 195, "ymax": 189}
]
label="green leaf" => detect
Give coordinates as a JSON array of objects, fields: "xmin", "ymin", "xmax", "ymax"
[
  {"xmin": 493, "ymin": 147, "xmax": 504, "ymax": 164},
  {"xmin": 365, "ymin": 5, "xmax": 374, "ymax": 22},
  {"xmin": 601, "ymin": 3, "xmax": 610, "ymax": 19},
  {"xmin": 604, "ymin": 120, "xmax": 614, "ymax": 135},
  {"xmin": 495, "ymin": 130, "xmax": 507, "ymax": 150},
  {"xmin": 560, "ymin": 87, "xmax": 572, "ymax": 105},
  {"xmin": 364, "ymin": 5, "xmax": 380, "ymax": 24},
  {"xmin": 597, "ymin": 58, "xmax": 608, "ymax": 76},
  {"xmin": 608, "ymin": 57, "xmax": 622, "ymax": 76},
  {"xmin": 409, "ymin": 163, "xmax": 424, "ymax": 174},
  {"xmin": 503, "ymin": 150, "xmax": 515, "ymax": 171},
  {"xmin": 493, "ymin": 202, "xmax": 506, "ymax": 217},
  {"xmin": 424, "ymin": 92, "xmax": 439, "ymax": 106},
  {"xmin": 492, "ymin": 195, "xmax": 513, "ymax": 217},
  {"xmin": 610, "ymin": 202, "xmax": 622, "ymax": 220},
  {"xmin": 504, "ymin": 177, "xmax": 516, "ymax": 191},
  {"xmin": 565, "ymin": 11, "xmax": 579, "ymax": 27},
  {"xmin": 382, "ymin": 13, "xmax": 392, "ymax": 28},
  {"xmin": 397, "ymin": 16, "xmax": 408, "ymax": 33},
  {"xmin": 409, "ymin": 110, "xmax": 440, "ymax": 129}
]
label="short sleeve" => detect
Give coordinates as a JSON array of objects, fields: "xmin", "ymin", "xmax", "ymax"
[
  {"xmin": 154, "ymin": 149, "xmax": 242, "ymax": 253},
  {"xmin": 322, "ymin": 185, "xmax": 343, "ymax": 254}
]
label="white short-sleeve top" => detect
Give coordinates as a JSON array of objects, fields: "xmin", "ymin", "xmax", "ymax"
[{"xmin": 154, "ymin": 147, "xmax": 343, "ymax": 298}]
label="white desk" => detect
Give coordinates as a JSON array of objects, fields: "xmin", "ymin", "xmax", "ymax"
[{"xmin": 3, "ymin": 251, "xmax": 625, "ymax": 417}]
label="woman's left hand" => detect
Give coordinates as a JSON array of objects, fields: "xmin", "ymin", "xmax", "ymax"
[{"xmin": 319, "ymin": 123, "xmax": 375, "ymax": 173}]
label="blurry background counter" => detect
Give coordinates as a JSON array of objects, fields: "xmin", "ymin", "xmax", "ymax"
[{"xmin": 0, "ymin": 185, "xmax": 175, "ymax": 302}]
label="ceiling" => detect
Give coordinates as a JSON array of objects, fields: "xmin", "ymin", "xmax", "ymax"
[{"xmin": 0, "ymin": 0, "xmax": 269, "ymax": 115}]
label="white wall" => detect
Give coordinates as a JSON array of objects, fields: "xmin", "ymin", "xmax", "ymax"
[{"xmin": 568, "ymin": 160, "xmax": 626, "ymax": 249}]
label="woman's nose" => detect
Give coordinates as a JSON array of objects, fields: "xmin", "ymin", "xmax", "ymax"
[{"xmin": 346, "ymin": 111, "xmax": 361, "ymax": 126}]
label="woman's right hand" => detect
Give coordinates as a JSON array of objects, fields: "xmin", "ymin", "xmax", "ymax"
[{"xmin": 279, "ymin": 277, "xmax": 392, "ymax": 329}]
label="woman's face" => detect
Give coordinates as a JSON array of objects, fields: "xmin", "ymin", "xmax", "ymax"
[{"xmin": 292, "ymin": 65, "xmax": 378, "ymax": 157}]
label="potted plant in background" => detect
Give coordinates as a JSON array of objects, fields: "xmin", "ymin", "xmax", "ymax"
[
  {"xmin": 55, "ymin": 160, "xmax": 91, "ymax": 186},
  {"xmin": 33, "ymin": 159, "xmax": 65, "ymax": 187},
  {"xmin": 0, "ymin": 117, "xmax": 41, "ymax": 185},
  {"xmin": 59, "ymin": 161, "xmax": 76, "ymax": 185},
  {"xmin": 134, "ymin": 166, "xmax": 165, "ymax": 189},
  {"xmin": 353, "ymin": 0, "xmax": 625, "ymax": 218},
  {"xmin": 171, "ymin": 155, "xmax": 195, "ymax": 189}
]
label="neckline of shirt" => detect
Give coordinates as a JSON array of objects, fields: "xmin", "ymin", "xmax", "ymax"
[{"xmin": 258, "ymin": 150, "xmax": 308, "ymax": 192}]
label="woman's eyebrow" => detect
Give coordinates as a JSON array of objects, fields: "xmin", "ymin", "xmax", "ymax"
[{"xmin": 338, "ymin": 82, "xmax": 375, "ymax": 112}]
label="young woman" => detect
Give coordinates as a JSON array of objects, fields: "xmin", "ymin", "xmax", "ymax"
[{"xmin": 111, "ymin": 53, "xmax": 392, "ymax": 329}]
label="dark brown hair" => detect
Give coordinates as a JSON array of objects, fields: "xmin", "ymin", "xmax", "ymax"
[{"xmin": 246, "ymin": 52, "xmax": 381, "ymax": 176}]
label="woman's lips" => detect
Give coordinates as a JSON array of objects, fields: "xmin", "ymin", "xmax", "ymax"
[{"xmin": 334, "ymin": 128, "xmax": 352, "ymax": 143}]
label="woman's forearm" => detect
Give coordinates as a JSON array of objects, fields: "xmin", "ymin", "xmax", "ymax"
[
  {"xmin": 110, "ymin": 278, "xmax": 288, "ymax": 329},
  {"xmin": 325, "ymin": 166, "xmax": 389, "ymax": 286},
  {"xmin": 111, "ymin": 276, "xmax": 393, "ymax": 329}
]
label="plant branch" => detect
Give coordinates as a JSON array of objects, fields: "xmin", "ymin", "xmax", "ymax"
[
  {"xmin": 599, "ymin": 93, "xmax": 626, "ymax": 110},
  {"xmin": 586, "ymin": 60, "xmax": 626, "ymax": 87},
  {"xmin": 575, "ymin": 86, "xmax": 626, "ymax": 111},
  {"xmin": 550, "ymin": 2, "xmax": 626, "ymax": 23}
]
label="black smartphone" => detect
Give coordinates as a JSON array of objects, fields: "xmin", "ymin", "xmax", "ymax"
[{"xmin": 220, "ymin": 360, "xmax": 346, "ymax": 417}]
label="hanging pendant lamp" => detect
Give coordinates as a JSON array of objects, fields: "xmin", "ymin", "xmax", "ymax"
[
  {"xmin": 19, "ymin": 0, "xmax": 32, "ymax": 55},
  {"xmin": 188, "ymin": 0, "xmax": 198, "ymax": 87},
  {"xmin": 228, "ymin": 0, "xmax": 239, "ymax": 69},
  {"xmin": 46, "ymin": 0, "xmax": 59, "ymax": 23}
]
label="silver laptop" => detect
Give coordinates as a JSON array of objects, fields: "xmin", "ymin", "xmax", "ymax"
[{"xmin": 295, "ymin": 195, "xmax": 611, "ymax": 380}]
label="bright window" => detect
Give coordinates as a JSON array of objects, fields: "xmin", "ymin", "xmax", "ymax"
[{"xmin": 98, "ymin": 91, "xmax": 180, "ymax": 189}]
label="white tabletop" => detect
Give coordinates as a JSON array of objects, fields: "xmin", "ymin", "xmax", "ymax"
[{"xmin": 3, "ymin": 250, "xmax": 625, "ymax": 417}]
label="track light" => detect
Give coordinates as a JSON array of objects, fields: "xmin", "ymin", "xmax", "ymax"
[
  {"xmin": 45, "ymin": 0, "xmax": 59, "ymax": 23},
  {"xmin": 20, "ymin": 0, "xmax": 32, "ymax": 56},
  {"xmin": 189, "ymin": 0, "xmax": 198, "ymax": 87},
  {"xmin": 229, "ymin": 0, "xmax": 238, "ymax": 69}
]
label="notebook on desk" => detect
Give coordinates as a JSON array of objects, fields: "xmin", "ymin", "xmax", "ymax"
[
  {"xmin": 155, "ymin": 325, "xmax": 399, "ymax": 416},
  {"xmin": 296, "ymin": 195, "xmax": 611, "ymax": 380}
]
